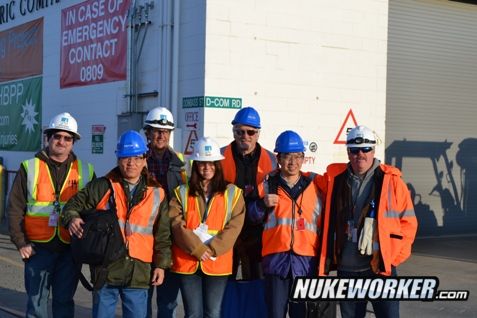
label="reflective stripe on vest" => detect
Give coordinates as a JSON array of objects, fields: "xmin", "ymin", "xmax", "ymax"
[
  {"xmin": 261, "ymin": 173, "xmax": 322, "ymax": 257},
  {"xmin": 172, "ymin": 184, "xmax": 241, "ymax": 275},
  {"xmin": 23, "ymin": 158, "xmax": 93, "ymax": 243}
]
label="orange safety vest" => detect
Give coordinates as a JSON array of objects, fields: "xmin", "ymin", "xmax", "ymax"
[
  {"xmin": 171, "ymin": 184, "xmax": 242, "ymax": 275},
  {"xmin": 23, "ymin": 158, "xmax": 94, "ymax": 243},
  {"xmin": 258, "ymin": 172, "xmax": 323, "ymax": 257},
  {"xmin": 221, "ymin": 144, "xmax": 277, "ymax": 186},
  {"xmin": 96, "ymin": 180, "xmax": 165, "ymax": 263},
  {"xmin": 319, "ymin": 163, "xmax": 417, "ymax": 276}
]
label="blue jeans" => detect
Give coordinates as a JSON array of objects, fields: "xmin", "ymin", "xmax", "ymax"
[
  {"xmin": 338, "ymin": 268, "xmax": 399, "ymax": 318},
  {"xmin": 147, "ymin": 270, "xmax": 180, "ymax": 318},
  {"xmin": 264, "ymin": 274, "xmax": 306, "ymax": 318},
  {"xmin": 179, "ymin": 270, "xmax": 228, "ymax": 318},
  {"xmin": 93, "ymin": 284, "xmax": 148, "ymax": 318},
  {"xmin": 25, "ymin": 247, "xmax": 79, "ymax": 318}
]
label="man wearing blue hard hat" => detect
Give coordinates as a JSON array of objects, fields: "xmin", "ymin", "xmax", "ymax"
[
  {"xmin": 63, "ymin": 130, "xmax": 171, "ymax": 318},
  {"xmin": 248, "ymin": 130, "xmax": 328, "ymax": 317},
  {"xmin": 221, "ymin": 107, "xmax": 277, "ymax": 280}
]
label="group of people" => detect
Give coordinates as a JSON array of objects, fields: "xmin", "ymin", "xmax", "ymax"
[{"xmin": 7, "ymin": 106, "xmax": 417, "ymax": 318}]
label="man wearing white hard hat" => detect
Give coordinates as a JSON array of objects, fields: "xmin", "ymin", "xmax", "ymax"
[
  {"xmin": 319, "ymin": 125, "xmax": 418, "ymax": 318},
  {"xmin": 8, "ymin": 112, "xmax": 95, "ymax": 317},
  {"xmin": 143, "ymin": 106, "xmax": 188, "ymax": 318},
  {"xmin": 170, "ymin": 137, "xmax": 245, "ymax": 318}
]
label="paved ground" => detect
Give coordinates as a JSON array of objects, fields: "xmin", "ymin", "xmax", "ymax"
[{"xmin": 0, "ymin": 218, "xmax": 476, "ymax": 317}]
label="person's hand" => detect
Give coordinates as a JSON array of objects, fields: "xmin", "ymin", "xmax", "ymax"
[
  {"xmin": 263, "ymin": 194, "xmax": 279, "ymax": 208},
  {"xmin": 68, "ymin": 217, "xmax": 85, "ymax": 238},
  {"xmin": 151, "ymin": 268, "xmax": 165, "ymax": 286},
  {"xmin": 19, "ymin": 244, "xmax": 35, "ymax": 260},
  {"xmin": 200, "ymin": 248, "xmax": 214, "ymax": 261}
]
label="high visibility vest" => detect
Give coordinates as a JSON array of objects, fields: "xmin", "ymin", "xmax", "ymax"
[
  {"xmin": 175, "ymin": 151, "xmax": 190, "ymax": 184},
  {"xmin": 259, "ymin": 172, "xmax": 323, "ymax": 257},
  {"xmin": 96, "ymin": 180, "xmax": 165, "ymax": 263},
  {"xmin": 319, "ymin": 163, "xmax": 417, "ymax": 276},
  {"xmin": 221, "ymin": 144, "xmax": 277, "ymax": 186},
  {"xmin": 171, "ymin": 184, "xmax": 242, "ymax": 275},
  {"xmin": 23, "ymin": 158, "xmax": 94, "ymax": 243}
]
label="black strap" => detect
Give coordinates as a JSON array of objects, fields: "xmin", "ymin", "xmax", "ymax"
[{"xmin": 77, "ymin": 180, "xmax": 118, "ymax": 292}]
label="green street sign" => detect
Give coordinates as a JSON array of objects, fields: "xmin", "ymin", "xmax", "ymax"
[{"xmin": 183, "ymin": 96, "xmax": 242, "ymax": 109}]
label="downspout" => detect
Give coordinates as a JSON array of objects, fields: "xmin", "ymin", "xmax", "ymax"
[
  {"xmin": 171, "ymin": 0, "xmax": 181, "ymax": 149},
  {"xmin": 127, "ymin": 0, "xmax": 137, "ymax": 113}
]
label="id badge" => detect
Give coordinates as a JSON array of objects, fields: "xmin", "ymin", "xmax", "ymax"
[
  {"xmin": 125, "ymin": 222, "xmax": 132, "ymax": 237},
  {"xmin": 199, "ymin": 223, "xmax": 208, "ymax": 232},
  {"xmin": 296, "ymin": 217, "xmax": 305, "ymax": 231},
  {"xmin": 48, "ymin": 212, "xmax": 59, "ymax": 227}
]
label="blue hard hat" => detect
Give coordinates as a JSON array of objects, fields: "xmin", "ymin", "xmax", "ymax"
[
  {"xmin": 231, "ymin": 107, "xmax": 261, "ymax": 128},
  {"xmin": 116, "ymin": 130, "xmax": 148, "ymax": 158},
  {"xmin": 274, "ymin": 130, "xmax": 305, "ymax": 153}
]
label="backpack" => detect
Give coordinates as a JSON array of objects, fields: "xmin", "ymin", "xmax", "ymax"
[{"xmin": 70, "ymin": 182, "xmax": 126, "ymax": 290}]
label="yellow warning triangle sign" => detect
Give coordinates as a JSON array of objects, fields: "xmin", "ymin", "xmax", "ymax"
[{"xmin": 334, "ymin": 109, "xmax": 358, "ymax": 144}]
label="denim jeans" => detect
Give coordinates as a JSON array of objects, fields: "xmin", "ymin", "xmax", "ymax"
[
  {"xmin": 179, "ymin": 270, "xmax": 228, "ymax": 318},
  {"xmin": 93, "ymin": 284, "xmax": 148, "ymax": 318},
  {"xmin": 338, "ymin": 268, "xmax": 399, "ymax": 318},
  {"xmin": 147, "ymin": 270, "xmax": 180, "ymax": 318},
  {"xmin": 25, "ymin": 247, "xmax": 79, "ymax": 318},
  {"xmin": 264, "ymin": 274, "xmax": 306, "ymax": 318}
]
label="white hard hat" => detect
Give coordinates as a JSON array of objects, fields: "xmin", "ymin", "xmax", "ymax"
[
  {"xmin": 192, "ymin": 137, "xmax": 224, "ymax": 162},
  {"xmin": 346, "ymin": 125, "xmax": 376, "ymax": 148},
  {"xmin": 144, "ymin": 107, "xmax": 175, "ymax": 130},
  {"xmin": 45, "ymin": 112, "xmax": 81, "ymax": 140}
]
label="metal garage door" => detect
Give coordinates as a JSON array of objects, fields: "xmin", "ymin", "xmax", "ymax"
[{"xmin": 385, "ymin": 0, "xmax": 477, "ymax": 236}]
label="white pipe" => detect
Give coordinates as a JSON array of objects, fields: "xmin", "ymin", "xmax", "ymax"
[{"xmin": 171, "ymin": 0, "xmax": 181, "ymax": 145}]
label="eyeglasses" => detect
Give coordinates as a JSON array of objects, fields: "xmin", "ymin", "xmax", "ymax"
[
  {"xmin": 234, "ymin": 129, "xmax": 258, "ymax": 137},
  {"xmin": 145, "ymin": 119, "xmax": 174, "ymax": 128},
  {"xmin": 119, "ymin": 156, "xmax": 146, "ymax": 164},
  {"xmin": 346, "ymin": 137, "xmax": 376, "ymax": 145},
  {"xmin": 52, "ymin": 134, "xmax": 74, "ymax": 142},
  {"xmin": 280, "ymin": 153, "xmax": 305, "ymax": 161},
  {"xmin": 348, "ymin": 147, "xmax": 374, "ymax": 154}
]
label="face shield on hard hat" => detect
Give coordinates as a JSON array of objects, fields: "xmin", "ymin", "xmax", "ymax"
[
  {"xmin": 346, "ymin": 125, "xmax": 376, "ymax": 148},
  {"xmin": 144, "ymin": 107, "xmax": 175, "ymax": 130}
]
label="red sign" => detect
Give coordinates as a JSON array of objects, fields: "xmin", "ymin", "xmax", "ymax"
[
  {"xmin": 334, "ymin": 109, "xmax": 358, "ymax": 144},
  {"xmin": 60, "ymin": 0, "xmax": 130, "ymax": 88},
  {"xmin": 0, "ymin": 18, "xmax": 43, "ymax": 83}
]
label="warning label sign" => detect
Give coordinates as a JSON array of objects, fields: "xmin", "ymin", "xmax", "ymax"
[{"xmin": 334, "ymin": 109, "xmax": 358, "ymax": 144}]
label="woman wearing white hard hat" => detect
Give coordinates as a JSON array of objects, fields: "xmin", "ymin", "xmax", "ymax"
[{"xmin": 169, "ymin": 137, "xmax": 245, "ymax": 318}]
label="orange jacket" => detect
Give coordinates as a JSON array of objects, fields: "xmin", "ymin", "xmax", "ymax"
[
  {"xmin": 171, "ymin": 184, "xmax": 243, "ymax": 275},
  {"xmin": 221, "ymin": 143, "xmax": 277, "ymax": 186},
  {"xmin": 96, "ymin": 180, "xmax": 165, "ymax": 263},
  {"xmin": 258, "ymin": 172, "xmax": 324, "ymax": 257},
  {"xmin": 23, "ymin": 158, "xmax": 94, "ymax": 243},
  {"xmin": 319, "ymin": 163, "xmax": 417, "ymax": 276}
]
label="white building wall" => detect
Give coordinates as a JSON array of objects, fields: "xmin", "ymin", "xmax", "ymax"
[{"xmin": 200, "ymin": 0, "xmax": 389, "ymax": 173}]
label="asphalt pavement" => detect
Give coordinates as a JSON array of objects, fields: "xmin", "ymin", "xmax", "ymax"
[{"xmin": 0, "ymin": 219, "xmax": 476, "ymax": 318}]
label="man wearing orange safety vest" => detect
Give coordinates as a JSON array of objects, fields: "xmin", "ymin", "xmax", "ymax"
[
  {"xmin": 319, "ymin": 125, "xmax": 418, "ymax": 318},
  {"xmin": 221, "ymin": 106, "xmax": 277, "ymax": 280},
  {"xmin": 8, "ymin": 112, "xmax": 95, "ymax": 318},
  {"xmin": 248, "ymin": 130, "xmax": 326, "ymax": 318},
  {"xmin": 63, "ymin": 130, "xmax": 171, "ymax": 318}
]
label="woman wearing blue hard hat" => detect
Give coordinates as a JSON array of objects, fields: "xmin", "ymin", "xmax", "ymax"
[
  {"xmin": 248, "ymin": 130, "xmax": 329, "ymax": 318},
  {"xmin": 63, "ymin": 130, "xmax": 172, "ymax": 318},
  {"xmin": 169, "ymin": 137, "xmax": 245, "ymax": 318}
]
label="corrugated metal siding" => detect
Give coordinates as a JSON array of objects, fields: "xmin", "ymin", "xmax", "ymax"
[{"xmin": 385, "ymin": 0, "xmax": 477, "ymax": 235}]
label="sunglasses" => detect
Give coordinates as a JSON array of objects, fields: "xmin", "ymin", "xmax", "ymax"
[
  {"xmin": 234, "ymin": 129, "xmax": 258, "ymax": 137},
  {"xmin": 346, "ymin": 137, "xmax": 376, "ymax": 145},
  {"xmin": 119, "ymin": 156, "xmax": 146, "ymax": 164},
  {"xmin": 349, "ymin": 147, "xmax": 374, "ymax": 154},
  {"xmin": 52, "ymin": 134, "xmax": 74, "ymax": 142}
]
